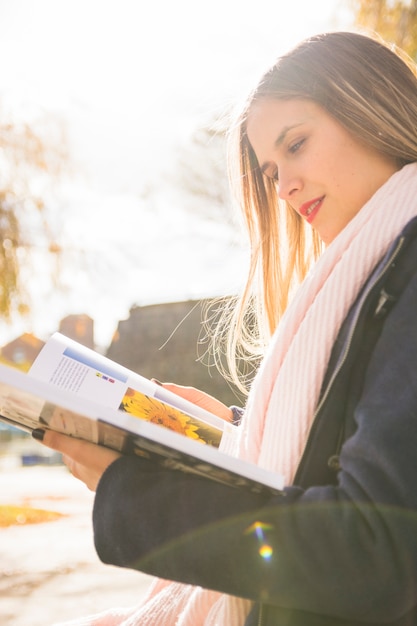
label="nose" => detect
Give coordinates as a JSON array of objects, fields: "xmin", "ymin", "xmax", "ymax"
[{"xmin": 276, "ymin": 167, "xmax": 302, "ymax": 201}]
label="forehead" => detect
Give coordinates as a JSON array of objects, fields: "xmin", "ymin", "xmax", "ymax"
[{"xmin": 246, "ymin": 98, "xmax": 320, "ymax": 149}]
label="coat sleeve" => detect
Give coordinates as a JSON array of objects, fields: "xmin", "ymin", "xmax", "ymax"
[{"xmin": 93, "ymin": 272, "xmax": 417, "ymax": 624}]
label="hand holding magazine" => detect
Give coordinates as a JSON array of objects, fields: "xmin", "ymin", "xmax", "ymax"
[{"xmin": 0, "ymin": 332, "xmax": 283, "ymax": 495}]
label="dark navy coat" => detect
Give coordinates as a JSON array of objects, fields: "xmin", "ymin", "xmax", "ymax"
[{"xmin": 93, "ymin": 217, "xmax": 417, "ymax": 625}]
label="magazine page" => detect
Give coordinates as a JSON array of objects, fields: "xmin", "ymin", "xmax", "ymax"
[
  {"xmin": 0, "ymin": 365, "xmax": 100, "ymax": 443},
  {"xmin": 29, "ymin": 333, "xmax": 227, "ymax": 447}
]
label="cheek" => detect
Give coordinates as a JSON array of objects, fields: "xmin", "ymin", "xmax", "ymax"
[{"xmin": 329, "ymin": 158, "xmax": 360, "ymax": 196}]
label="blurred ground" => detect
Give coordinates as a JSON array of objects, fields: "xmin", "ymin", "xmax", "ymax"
[{"xmin": 0, "ymin": 455, "xmax": 153, "ymax": 626}]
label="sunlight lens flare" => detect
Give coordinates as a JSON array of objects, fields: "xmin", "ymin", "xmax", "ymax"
[{"xmin": 245, "ymin": 521, "xmax": 274, "ymax": 560}]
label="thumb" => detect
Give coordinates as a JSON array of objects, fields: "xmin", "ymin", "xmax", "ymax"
[{"xmin": 36, "ymin": 429, "xmax": 96, "ymax": 464}]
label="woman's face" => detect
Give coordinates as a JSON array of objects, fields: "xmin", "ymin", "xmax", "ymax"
[{"xmin": 246, "ymin": 98, "xmax": 399, "ymax": 244}]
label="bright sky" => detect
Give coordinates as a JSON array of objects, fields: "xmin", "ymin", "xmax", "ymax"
[{"xmin": 0, "ymin": 0, "xmax": 353, "ymax": 349}]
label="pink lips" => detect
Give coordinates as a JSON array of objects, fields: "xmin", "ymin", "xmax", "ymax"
[{"xmin": 299, "ymin": 196, "xmax": 324, "ymax": 224}]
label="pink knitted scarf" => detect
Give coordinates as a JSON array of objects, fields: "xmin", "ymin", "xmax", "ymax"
[{"xmin": 56, "ymin": 163, "xmax": 417, "ymax": 626}]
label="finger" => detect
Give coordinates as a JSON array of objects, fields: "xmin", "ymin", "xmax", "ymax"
[
  {"xmin": 43, "ymin": 430, "xmax": 122, "ymax": 472},
  {"xmin": 162, "ymin": 384, "xmax": 233, "ymax": 422},
  {"xmin": 62, "ymin": 453, "xmax": 76, "ymax": 474},
  {"xmin": 42, "ymin": 429, "xmax": 77, "ymax": 452},
  {"xmin": 42, "ymin": 430, "xmax": 98, "ymax": 463}
]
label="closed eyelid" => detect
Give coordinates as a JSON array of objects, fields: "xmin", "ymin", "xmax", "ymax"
[{"xmin": 288, "ymin": 137, "xmax": 305, "ymax": 153}]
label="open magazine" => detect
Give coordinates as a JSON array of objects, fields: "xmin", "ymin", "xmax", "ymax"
[{"xmin": 0, "ymin": 332, "xmax": 284, "ymax": 496}]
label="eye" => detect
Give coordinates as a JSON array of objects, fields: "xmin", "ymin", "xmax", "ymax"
[{"xmin": 288, "ymin": 138, "xmax": 305, "ymax": 154}]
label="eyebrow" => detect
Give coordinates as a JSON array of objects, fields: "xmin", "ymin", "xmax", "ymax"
[{"xmin": 275, "ymin": 122, "xmax": 303, "ymax": 147}]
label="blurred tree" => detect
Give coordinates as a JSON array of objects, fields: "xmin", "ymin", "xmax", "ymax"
[
  {"xmin": 0, "ymin": 108, "xmax": 67, "ymax": 320},
  {"xmin": 350, "ymin": 0, "xmax": 417, "ymax": 59}
]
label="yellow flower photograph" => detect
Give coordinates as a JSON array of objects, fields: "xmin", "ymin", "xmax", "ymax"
[{"xmin": 119, "ymin": 387, "xmax": 222, "ymax": 446}]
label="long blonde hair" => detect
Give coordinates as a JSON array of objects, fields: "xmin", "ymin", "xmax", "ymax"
[{"xmin": 212, "ymin": 31, "xmax": 417, "ymax": 395}]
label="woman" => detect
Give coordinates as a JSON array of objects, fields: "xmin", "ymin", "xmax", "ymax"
[{"xmin": 37, "ymin": 31, "xmax": 417, "ymax": 625}]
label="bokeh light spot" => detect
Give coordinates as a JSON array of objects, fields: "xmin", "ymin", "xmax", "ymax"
[{"xmin": 259, "ymin": 544, "xmax": 273, "ymax": 560}]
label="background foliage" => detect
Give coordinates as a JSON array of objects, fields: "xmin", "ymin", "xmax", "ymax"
[
  {"xmin": 350, "ymin": 0, "xmax": 417, "ymax": 58},
  {"xmin": 0, "ymin": 111, "xmax": 67, "ymax": 320}
]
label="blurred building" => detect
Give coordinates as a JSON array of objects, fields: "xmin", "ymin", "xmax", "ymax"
[
  {"xmin": 106, "ymin": 299, "xmax": 242, "ymax": 407},
  {"xmin": 0, "ymin": 314, "xmax": 95, "ymax": 372},
  {"xmin": 59, "ymin": 314, "xmax": 94, "ymax": 348},
  {"xmin": 0, "ymin": 333, "xmax": 45, "ymax": 371}
]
